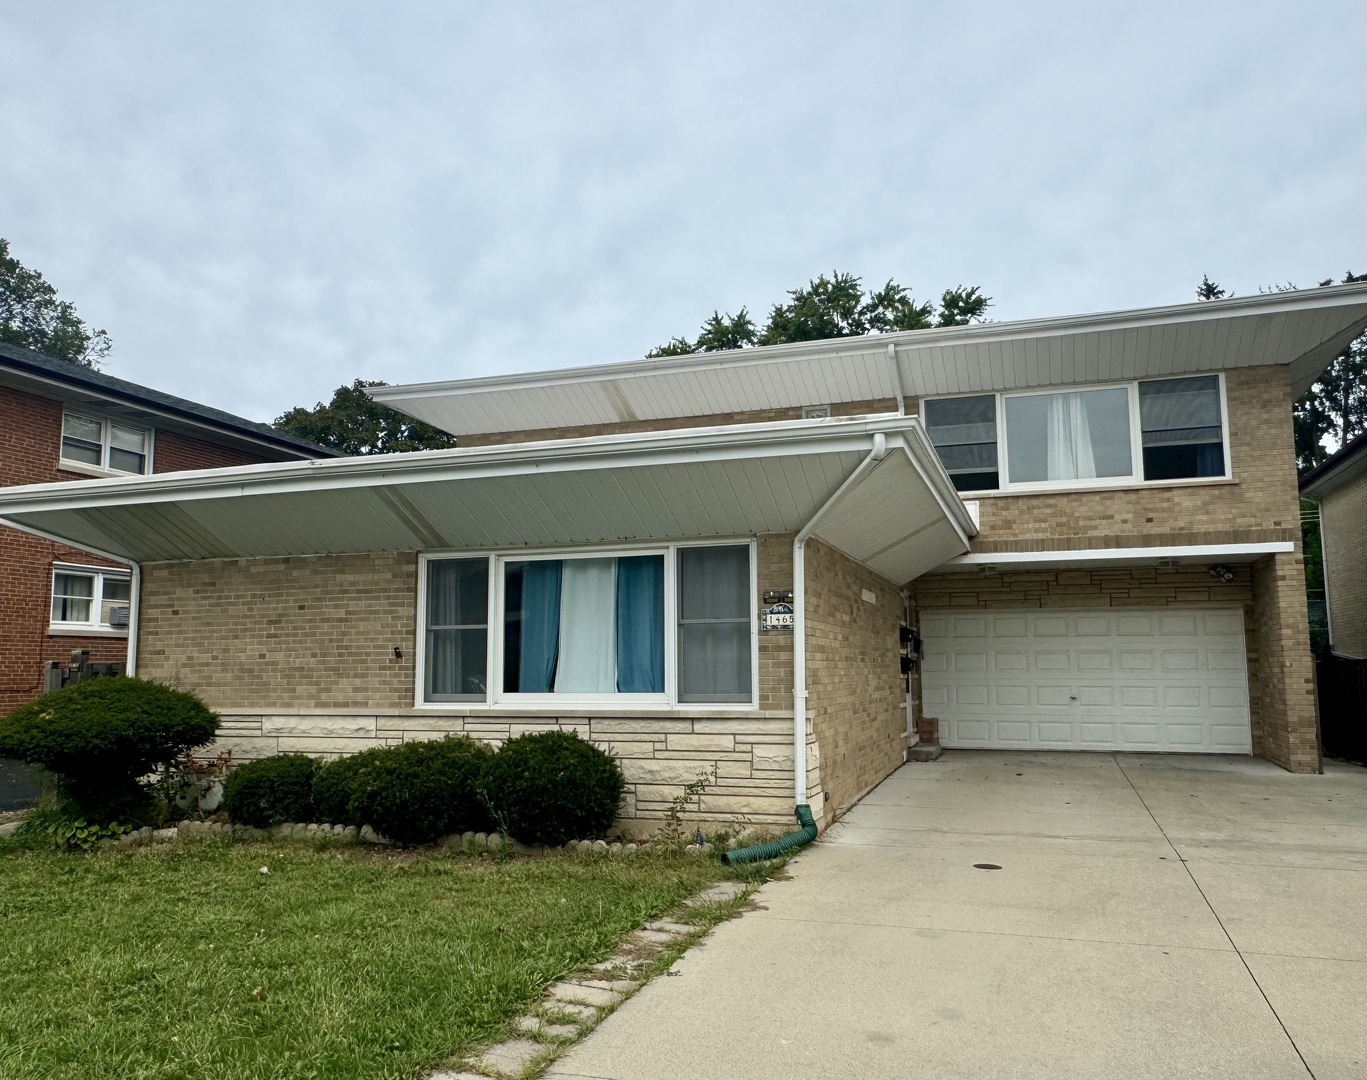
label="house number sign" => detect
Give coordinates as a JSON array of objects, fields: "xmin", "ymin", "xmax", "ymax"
[{"xmin": 761, "ymin": 602, "xmax": 794, "ymax": 631}]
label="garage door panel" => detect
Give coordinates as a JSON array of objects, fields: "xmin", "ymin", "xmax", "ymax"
[
  {"xmin": 924, "ymin": 605, "xmax": 1252, "ymax": 755},
  {"xmin": 995, "ymin": 685, "xmax": 1030, "ymax": 706}
]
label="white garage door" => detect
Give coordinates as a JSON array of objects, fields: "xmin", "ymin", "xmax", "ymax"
[{"xmin": 920, "ymin": 608, "xmax": 1252, "ymax": 754}]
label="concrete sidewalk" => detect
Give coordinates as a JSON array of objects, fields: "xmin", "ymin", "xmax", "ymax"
[{"xmin": 546, "ymin": 752, "xmax": 1367, "ymax": 1080}]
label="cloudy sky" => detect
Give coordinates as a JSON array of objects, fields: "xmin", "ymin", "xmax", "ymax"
[{"xmin": 3, "ymin": 3, "xmax": 1364, "ymax": 423}]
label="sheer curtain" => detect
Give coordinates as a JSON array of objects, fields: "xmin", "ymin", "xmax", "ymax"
[
  {"xmin": 555, "ymin": 558, "xmax": 617, "ymax": 692},
  {"xmin": 1046, "ymin": 393, "xmax": 1097, "ymax": 480}
]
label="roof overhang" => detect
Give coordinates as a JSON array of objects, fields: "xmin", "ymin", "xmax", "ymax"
[
  {"xmin": 1300, "ymin": 429, "xmax": 1367, "ymax": 498},
  {"xmin": 369, "ymin": 284, "xmax": 1367, "ymax": 437},
  {"xmin": 0, "ymin": 416, "xmax": 975, "ymax": 583}
]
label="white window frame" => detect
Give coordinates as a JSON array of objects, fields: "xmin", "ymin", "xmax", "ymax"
[
  {"xmin": 919, "ymin": 373, "xmax": 1232, "ymax": 496},
  {"xmin": 414, "ymin": 539, "xmax": 760, "ymax": 712},
  {"xmin": 48, "ymin": 563, "xmax": 132, "ymax": 635},
  {"xmin": 59, "ymin": 411, "xmax": 154, "ymax": 477}
]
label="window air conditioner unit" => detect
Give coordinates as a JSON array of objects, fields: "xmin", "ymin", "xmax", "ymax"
[{"xmin": 109, "ymin": 606, "xmax": 131, "ymax": 627}]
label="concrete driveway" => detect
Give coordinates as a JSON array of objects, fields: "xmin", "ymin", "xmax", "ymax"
[{"xmin": 547, "ymin": 751, "xmax": 1367, "ymax": 1080}]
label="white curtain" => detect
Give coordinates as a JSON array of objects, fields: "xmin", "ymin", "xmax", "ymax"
[
  {"xmin": 555, "ymin": 558, "xmax": 617, "ymax": 692},
  {"xmin": 1046, "ymin": 392, "xmax": 1096, "ymax": 480}
]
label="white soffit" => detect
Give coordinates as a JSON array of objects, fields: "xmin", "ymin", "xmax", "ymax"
[
  {"xmin": 0, "ymin": 417, "xmax": 973, "ymax": 575},
  {"xmin": 370, "ymin": 283, "xmax": 1367, "ymax": 436},
  {"xmin": 936, "ymin": 542, "xmax": 1295, "ymax": 573}
]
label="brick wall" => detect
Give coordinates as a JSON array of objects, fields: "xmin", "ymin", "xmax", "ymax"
[
  {"xmin": 805, "ymin": 540, "xmax": 906, "ymax": 825},
  {"xmin": 1250, "ymin": 552, "xmax": 1319, "ymax": 771},
  {"xmin": 152, "ymin": 429, "xmax": 275, "ymax": 473},
  {"xmin": 134, "ymin": 543, "xmax": 822, "ymax": 834},
  {"xmin": 970, "ymin": 367, "xmax": 1301, "ymax": 551},
  {"xmin": 457, "ymin": 399, "xmax": 900, "ymax": 447},
  {"xmin": 138, "ymin": 552, "xmax": 419, "ymax": 711},
  {"xmin": 1319, "ymin": 475, "xmax": 1367, "ymax": 658},
  {"xmin": 0, "ymin": 384, "xmax": 280, "ymax": 711}
]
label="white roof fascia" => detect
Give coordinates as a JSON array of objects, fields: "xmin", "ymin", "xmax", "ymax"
[
  {"xmin": 0, "ymin": 416, "xmax": 976, "ymax": 573},
  {"xmin": 370, "ymin": 282, "xmax": 1367, "ymax": 405},
  {"xmin": 0, "ymin": 415, "xmax": 907, "ymax": 514},
  {"xmin": 938, "ymin": 542, "xmax": 1295, "ymax": 572}
]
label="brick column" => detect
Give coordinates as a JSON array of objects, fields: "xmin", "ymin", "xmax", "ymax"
[{"xmin": 1251, "ymin": 551, "xmax": 1320, "ymax": 772}]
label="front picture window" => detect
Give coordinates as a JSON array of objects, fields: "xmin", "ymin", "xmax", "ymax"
[
  {"xmin": 421, "ymin": 544, "xmax": 755, "ymax": 706},
  {"xmin": 1004, "ymin": 387, "xmax": 1132, "ymax": 484},
  {"xmin": 502, "ymin": 555, "xmax": 665, "ymax": 695}
]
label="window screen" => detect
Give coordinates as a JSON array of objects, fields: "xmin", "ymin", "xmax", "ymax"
[
  {"xmin": 425, "ymin": 558, "xmax": 488, "ymax": 701},
  {"xmin": 923, "ymin": 396, "xmax": 999, "ymax": 491},
  {"xmin": 1139, "ymin": 376, "xmax": 1225, "ymax": 480},
  {"xmin": 677, "ymin": 545, "xmax": 752, "ymax": 703}
]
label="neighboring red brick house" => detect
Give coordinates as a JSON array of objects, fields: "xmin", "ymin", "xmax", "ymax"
[{"xmin": 0, "ymin": 341, "xmax": 332, "ymax": 712}]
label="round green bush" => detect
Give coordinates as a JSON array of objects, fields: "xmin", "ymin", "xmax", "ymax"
[
  {"xmin": 311, "ymin": 748, "xmax": 385, "ymax": 826},
  {"xmin": 348, "ymin": 737, "xmax": 492, "ymax": 845},
  {"xmin": 0, "ymin": 677, "xmax": 219, "ymax": 822},
  {"xmin": 222, "ymin": 754, "xmax": 320, "ymax": 828},
  {"xmin": 481, "ymin": 731, "xmax": 624, "ymax": 846}
]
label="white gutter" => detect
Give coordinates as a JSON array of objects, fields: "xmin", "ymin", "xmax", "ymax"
[
  {"xmin": 367, "ymin": 281, "xmax": 1367, "ymax": 401},
  {"xmin": 791, "ymin": 431, "xmax": 890, "ymax": 806}
]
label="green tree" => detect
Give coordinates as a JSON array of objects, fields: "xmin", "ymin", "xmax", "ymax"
[
  {"xmin": 1197, "ymin": 271, "xmax": 1366, "ymax": 472},
  {"xmin": 0, "ymin": 238, "xmax": 112, "ymax": 368},
  {"xmin": 274, "ymin": 379, "xmax": 457, "ymax": 455},
  {"xmin": 649, "ymin": 271, "xmax": 989, "ymax": 357}
]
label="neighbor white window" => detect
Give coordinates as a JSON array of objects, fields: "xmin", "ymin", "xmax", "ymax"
[
  {"xmin": 50, "ymin": 566, "xmax": 132, "ymax": 631},
  {"xmin": 420, "ymin": 542, "xmax": 757, "ymax": 707},
  {"xmin": 61, "ymin": 412, "xmax": 151, "ymax": 474},
  {"xmin": 922, "ymin": 375, "xmax": 1229, "ymax": 493}
]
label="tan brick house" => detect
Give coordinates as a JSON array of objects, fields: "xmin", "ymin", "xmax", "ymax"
[
  {"xmin": 0, "ymin": 341, "xmax": 332, "ymax": 713},
  {"xmin": 1301, "ymin": 429, "xmax": 1367, "ymax": 659},
  {"xmin": 3, "ymin": 285, "xmax": 1365, "ymax": 833}
]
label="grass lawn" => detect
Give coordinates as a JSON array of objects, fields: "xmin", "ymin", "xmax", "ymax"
[{"xmin": 0, "ymin": 839, "xmax": 736, "ymax": 1080}]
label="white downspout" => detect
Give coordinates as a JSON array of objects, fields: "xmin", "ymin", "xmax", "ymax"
[
  {"xmin": 792, "ymin": 431, "xmax": 890, "ymax": 805},
  {"xmin": 126, "ymin": 562, "xmax": 141, "ymax": 676}
]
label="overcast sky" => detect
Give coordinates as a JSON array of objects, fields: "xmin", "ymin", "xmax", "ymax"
[{"xmin": 3, "ymin": 3, "xmax": 1364, "ymax": 423}]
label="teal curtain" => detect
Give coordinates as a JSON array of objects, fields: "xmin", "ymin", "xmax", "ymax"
[
  {"xmin": 518, "ymin": 561, "xmax": 562, "ymax": 692},
  {"xmin": 615, "ymin": 555, "xmax": 664, "ymax": 692}
]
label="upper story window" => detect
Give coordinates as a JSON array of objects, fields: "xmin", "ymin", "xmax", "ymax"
[
  {"xmin": 61, "ymin": 412, "xmax": 151, "ymax": 475},
  {"xmin": 922, "ymin": 375, "xmax": 1228, "ymax": 494},
  {"xmin": 923, "ymin": 395, "xmax": 999, "ymax": 492},
  {"xmin": 50, "ymin": 565, "xmax": 131, "ymax": 632},
  {"xmin": 1138, "ymin": 376, "xmax": 1225, "ymax": 480},
  {"xmin": 421, "ymin": 542, "xmax": 756, "ymax": 707}
]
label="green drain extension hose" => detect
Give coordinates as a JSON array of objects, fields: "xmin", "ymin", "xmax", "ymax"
[{"xmin": 721, "ymin": 803, "xmax": 817, "ymax": 865}]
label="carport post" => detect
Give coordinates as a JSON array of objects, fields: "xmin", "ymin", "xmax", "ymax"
[{"xmin": 792, "ymin": 432, "xmax": 889, "ymax": 806}]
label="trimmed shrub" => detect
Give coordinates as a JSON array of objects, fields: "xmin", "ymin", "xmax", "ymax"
[
  {"xmin": 222, "ymin": 754, "xmax": 320, "ymax": 828},
  {"xmin": 481, "ymin": 731, "xmax": 624, "ymax": 846},
  {"xmin": 349, "ymin": 737, "xmax": 492, "ymax": 845},
  {"xmin": 311, "ymin": 748, "xmax": 385, "ymax": 827},
  {"xmin": 0, "ymin": 677, "xmax": 219, "ymax": 822}
]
